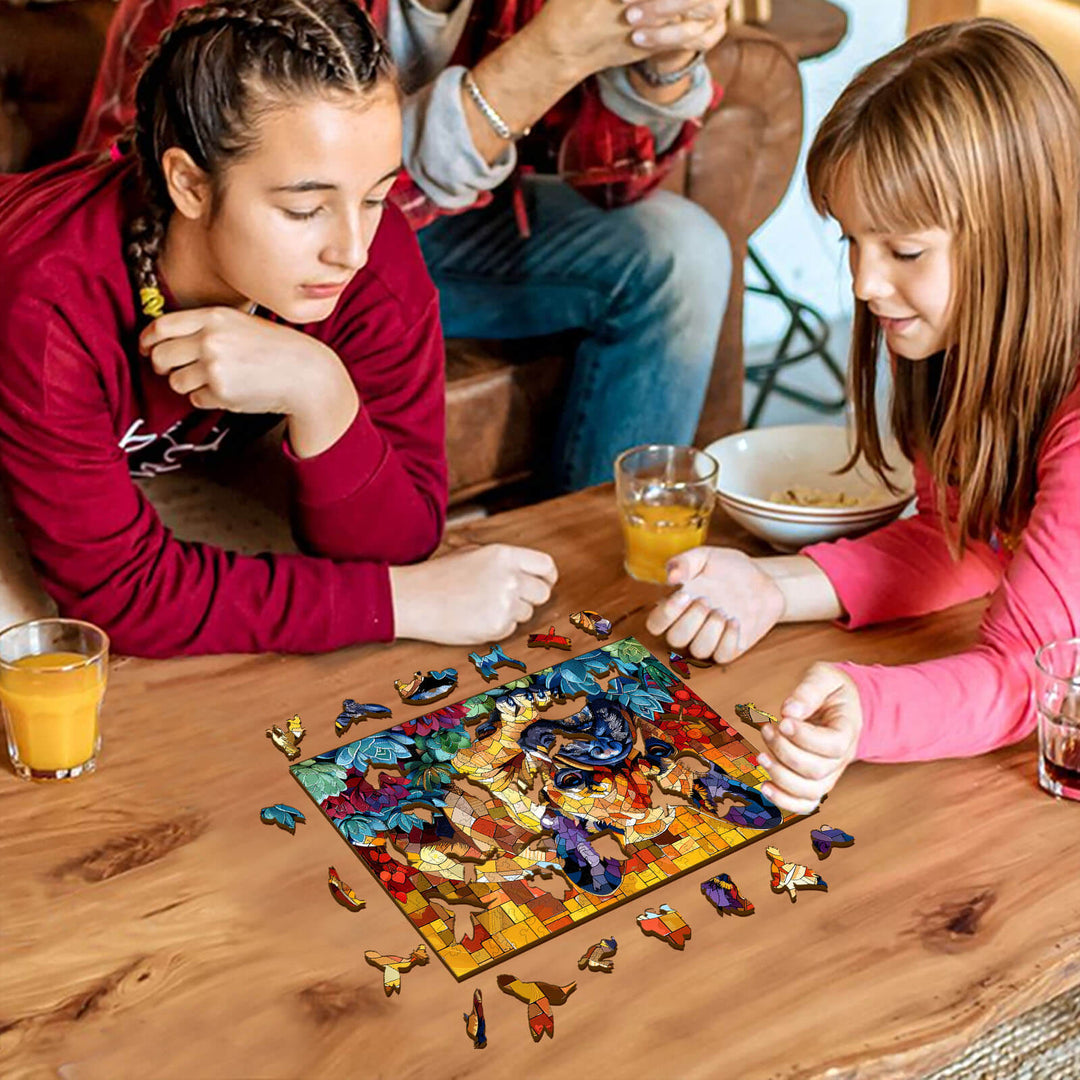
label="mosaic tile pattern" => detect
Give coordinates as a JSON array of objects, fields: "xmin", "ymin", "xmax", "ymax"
[{"xmin": 290, "ymin": 637, "xmax": 797, "ymax": 979}]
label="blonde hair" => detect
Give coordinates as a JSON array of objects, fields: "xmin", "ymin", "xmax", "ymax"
[{"xmin": 807, "ymin": 18, "xmax": 1080, "ymax": 555}]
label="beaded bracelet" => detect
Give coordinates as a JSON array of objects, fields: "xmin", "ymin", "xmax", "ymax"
[{"xmin": 462, "ymin": 71, "xmax": 530, "ymax": 141}]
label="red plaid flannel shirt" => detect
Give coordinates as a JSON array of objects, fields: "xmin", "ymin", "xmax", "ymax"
[{"xmin": 78, "ymin": 0, "xmax": 722, "ymax": 229}]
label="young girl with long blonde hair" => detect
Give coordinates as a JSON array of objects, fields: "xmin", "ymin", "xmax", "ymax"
[{"xmin": 647, "ymin": 18, "xmax": 1080, "ymax": 812}]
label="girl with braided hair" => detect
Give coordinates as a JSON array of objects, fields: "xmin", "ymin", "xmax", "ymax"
[{"xmin": 0, "ymin": 0, "xmax": 556, "ymax": 655}]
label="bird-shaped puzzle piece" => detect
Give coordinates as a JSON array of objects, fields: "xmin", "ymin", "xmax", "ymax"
[
  {"xmin": 468, "ymin": 642, "xmax": 527, "ymax": 681},
  {"xmin": 496, "ymin": 975, "xmax": 576, "ymax": 1041},
  {"xmin": 701, "ymin": 872, "xmax": 754, "ymax": 916},
  {"xmin": 265, "ymin": 714, "xmax": 305, "ymax": 759},
  {"xmin": 393, "ymin": 669, "xmax": 458, "ymax": 704},
  {"xmin": 636, "ymin": 904, "xmax": 691, "ymax": 949},
  {"xmin": 578, "ymin": 937, "xmax": 618, "ymax": 973},
  {"xmin": 463, "ymin": 989, "xmax": 487, "ymax": 1049},
  {"xmin": 810, "ymin": 824, "xmax": 855, "ymax": 858},
  {"xmin": 364, "ymin": 944, "xmax": 429, "ymax": 994},
  {"xmin": 766, "ymin": 846, "xmax": 827, "ymax": 902},
  {"xmin": 335, "ymin": 699, "xmax": 392, "ymax": 736},
  {"xmin": 527, "ymin": 626, "xmax": 573, "ymax": 650}
]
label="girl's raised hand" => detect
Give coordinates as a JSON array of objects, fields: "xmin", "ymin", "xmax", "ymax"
[
  {"xmin": 390, "ymin": 543, "xmax": 559, "ymax": 646},
  {"xmin": 140, "ymin": 306, "xmax": 353, "ymax": 420},
  {"xmin": 645, "ymin": 546, "xmax": 785, "ymax": 663},
  {"xmin": 757, "ymin": 662, "xmax": 863, "ymax": 815}
]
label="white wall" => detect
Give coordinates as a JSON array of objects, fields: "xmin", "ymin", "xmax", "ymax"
[{"xmin": 745, "ymin": 0, "xmax": 908, "ymax": 347}]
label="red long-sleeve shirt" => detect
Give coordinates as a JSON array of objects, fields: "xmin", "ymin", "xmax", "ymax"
[{"xmin": 0, "ymin": 155, "xmax": 448, "ymax": 657}]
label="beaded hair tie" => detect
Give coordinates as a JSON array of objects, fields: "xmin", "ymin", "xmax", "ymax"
[{"xmin": 139, "ymin": 286, "xmax": 166, "ymax": 318}]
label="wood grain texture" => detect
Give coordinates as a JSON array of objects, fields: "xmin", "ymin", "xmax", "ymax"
[{"xmin": 2, "ymin": 487, "xmax": 1078, "ymax": 1080}]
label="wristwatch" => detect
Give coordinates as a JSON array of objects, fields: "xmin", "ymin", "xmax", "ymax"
[{"xmin": 632, "ymin": 50, "xmax": 706, "ymax": 87}]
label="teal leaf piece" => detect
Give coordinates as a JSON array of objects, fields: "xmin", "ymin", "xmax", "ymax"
[
  {"xmin": 335, "ymin": 812, "xmax": 381, "ymax": 845},
  {"xmin": 259, "ymin": 803, "xmax": 306, "ymax": 832},
  {"xmin": 291, "ymin": 759, "xmax": 348, "ymax": 804}
]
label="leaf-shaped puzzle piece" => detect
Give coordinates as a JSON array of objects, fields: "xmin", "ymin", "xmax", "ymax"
[{"xmin": 259, "ymin": 804, "xmax": 306, "ymax": 832}]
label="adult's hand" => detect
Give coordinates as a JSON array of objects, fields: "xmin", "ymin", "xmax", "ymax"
[{"xmin": 622, "ymin": 0, "xmax": 730, "ymax": 70}]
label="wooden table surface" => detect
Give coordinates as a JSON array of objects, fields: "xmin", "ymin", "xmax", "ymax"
[{"xmin": 2, "ymin": 486, "xmax": 1079, "ymax": 1080}]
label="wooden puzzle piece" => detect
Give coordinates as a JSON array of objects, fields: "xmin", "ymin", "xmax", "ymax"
[
  {"xmin": 570, "ymin": 610, "xmax": 612, "ymax": 639},
  {"xmin": 393, "ymin": 669, "xmax": 458, "ymax": 704},
  {"xmin": 266, "ymin": 714, "xmax": 305, "ymax": 759},
  {"xmin": 335, "ymin": 699, "xmax": 392, "ymax": 736},
  {"xmin": 734, "ymin": 702, "xmax": 780, "ymax": 726},
  {"xmin": 328, "ymin": 865, "xmax": 365, "ymax": 911},
  {"xmin": 468, "ymin": 643, "xmax": 527, "ymax": 681},
  {"xmin": 636, "ymin": 904, "xmax": 691, "ymax": 949},
  {"xmin": 259, "ymin": 804, "xmax": 305, "ymax": 832},
  {"xmin": 578, "ymin": 937, "xmax": 618, "ymax": 973},
  {"xmin": 496, "ymin": 975, "xmax": 576, "ymax": 1040},
  {"xmin": 463, "ymin": 989, "xmax": 487, "ymax": 1049},
  {"xmin": 766, "ymin": 846, "xmax": 827, "ymax": 902},
  {"xmin": 810, "ymin": 824, "xmax": 855, "ymax": 858},
  {"xmin": 364, "ymin": 944, "xmax": 429, "ymax": 994},
  {"xmin": 527, "ymin": 626, "xmax": 573, "ymax": 650},
  {"xmin": 701, "ymin": 872, "xmax": 754, "ymax": 916},
  {"xmin": 668, "ymin": 652, "xmax": 709, "ymax": 678}
]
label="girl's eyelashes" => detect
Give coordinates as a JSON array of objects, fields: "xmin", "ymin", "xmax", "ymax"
[
  {"xmin": 282, "ymin": 206, "xmax": 323, "ymax": 221},
  {"xmin": 892, "ymin": 249, "xmax": 924, "ymax": 262}
]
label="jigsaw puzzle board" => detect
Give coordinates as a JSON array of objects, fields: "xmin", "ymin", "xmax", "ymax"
[{"xmin": 290, "ymin": 637, "xmax": 795, "ymax": 979}]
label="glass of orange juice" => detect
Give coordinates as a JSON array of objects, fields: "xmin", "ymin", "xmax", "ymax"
[
  {"xmin": 0, "ymin": 618, "xmax": 109, "ymax": 781},
  {"xmin": 615, "ymin": 445, "xmax": 718, "ymax": 584}
]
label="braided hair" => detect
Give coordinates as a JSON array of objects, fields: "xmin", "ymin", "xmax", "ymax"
[{"xmin": 126, "ymin": 0, "xmax": 394, "ymax": 318}]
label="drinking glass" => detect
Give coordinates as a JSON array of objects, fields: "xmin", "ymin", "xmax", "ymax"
[
  {"xmin": 1032, "ymin": 637, "xmax": 1080, "ymax": 802},
  {"xmin": 0, "ymin": 618, "xmax": 109, "ymax": 781},
  {"xmin": 615, "ymin": 445, "xmax": 718, "ymax": 585}
]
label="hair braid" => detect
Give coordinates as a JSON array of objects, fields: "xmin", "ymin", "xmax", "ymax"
[{"xmin": 125, "ymin": 0, "xmax": 392, "ymax": 319}]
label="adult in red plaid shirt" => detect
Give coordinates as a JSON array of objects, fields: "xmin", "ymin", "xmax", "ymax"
[{"xmin": 79, "ymin": 0, "xmax": 733, "ymax": 491}]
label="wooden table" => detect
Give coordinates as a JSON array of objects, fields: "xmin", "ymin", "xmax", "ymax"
[{"xmin": 3, "ymin": 486, "xmax": 1079, "ymax": 1080}]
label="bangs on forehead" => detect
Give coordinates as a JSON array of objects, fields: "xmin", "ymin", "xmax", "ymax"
[{"xmin": 812, "ymin": 125, "xmax": 954, "ymax": 237}]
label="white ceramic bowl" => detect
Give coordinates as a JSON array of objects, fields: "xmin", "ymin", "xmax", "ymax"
[{"xmin": 704, "ymin": 425, "xmax": 915, "ymax": 553}]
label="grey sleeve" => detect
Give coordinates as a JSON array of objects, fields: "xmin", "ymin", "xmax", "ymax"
[
  {"xmin": 595, "ymin": 63, "xmax": 714, "ymax": 155},
  {"xmin": 402, "ymin": 65, "xmax": 517, "ymax": 210}
]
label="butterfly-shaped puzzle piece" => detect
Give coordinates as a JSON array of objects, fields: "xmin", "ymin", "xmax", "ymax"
[{"xmin": 766, "ymin": 846, "xmax": 828, "ymax": 902}]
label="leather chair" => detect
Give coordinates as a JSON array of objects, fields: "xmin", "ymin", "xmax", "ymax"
[{"xmin": 0, "ymin": 2, "xmax": 804, "ymax": 504}]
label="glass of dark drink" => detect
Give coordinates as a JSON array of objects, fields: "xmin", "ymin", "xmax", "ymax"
[{"xmin": 1033, "ymin": 638, "xmax": 1080, "ymax": 802}]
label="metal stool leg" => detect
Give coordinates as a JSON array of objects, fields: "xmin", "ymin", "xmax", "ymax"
[{"xmin": 744, "ymin": 245, "xmax": 847, "ymax": 427}]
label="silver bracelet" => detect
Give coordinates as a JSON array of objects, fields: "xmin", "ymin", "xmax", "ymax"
[{"xmin": 462, "ymin": 70, "xmax": 529, "ymax": 141}]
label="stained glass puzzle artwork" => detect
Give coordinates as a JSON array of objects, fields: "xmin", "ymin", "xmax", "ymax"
[
  {"xmin": 364, "ymin": 944, "xmax": 429, "ymax": 994},
  {"xmin": 810, "ymin": 825, "xmax": 854, "ymax": 858},
  {"xmin": 266, "ymin": 714, "xmax": 305, "ymax": 759},
  {"xmin": 497, "ymin": 975, "xmax": 576, "ymax": 1040},
  {"xmin": 290, "ymin": 637, "xmax": 797, "ymax": 979},
  {"xmin": 259, "ymin": 803, "xmax": 305, "ymax": 832},
  {"xmin": 766, "ymin": 846, "xmax": 827, "ymax": 901},
  {"xmin": 463, "ymin": 989, "xmax": 487, "ymax": 1048},
  {"xmin": 636, "ymin": 904, "xmax": 691, "ymax": 949},
  {"xmin": 578, "ymin": 937, "xmax": 617, "ymax": 972}
]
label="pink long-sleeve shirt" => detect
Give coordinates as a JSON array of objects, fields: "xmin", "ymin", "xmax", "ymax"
[{"xmin": 801, "ymin": 384, "xmax": 1080, "ymax": 763}]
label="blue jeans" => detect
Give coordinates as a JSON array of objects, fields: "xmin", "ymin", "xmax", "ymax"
[{"xmin": 418, "ymin": 176, "xmax": 733, "ymax": 492}]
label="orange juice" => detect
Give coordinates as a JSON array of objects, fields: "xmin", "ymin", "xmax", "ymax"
[
  {"xmin": 620, "ymin": 503, "xmax": 709, "ymax": 584},
  {"xmin": 0, "ymin": 652, "xmax": 105, "ymax": 774}
]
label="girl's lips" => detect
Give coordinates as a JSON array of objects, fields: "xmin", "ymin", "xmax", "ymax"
[
  {"xmin": 300, "ymin": 282, "xmax": 348, "ymax": 299},
  {"xmin": 877, "ymin": 314, "xmax": 917, "ymax": 334}
]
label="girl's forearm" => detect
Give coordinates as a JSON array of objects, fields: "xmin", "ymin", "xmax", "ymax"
[{"xmin": 755, "ymin": 555, "xmax": 845, "ymax": 623}]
